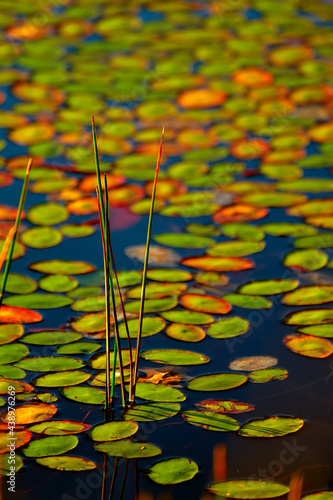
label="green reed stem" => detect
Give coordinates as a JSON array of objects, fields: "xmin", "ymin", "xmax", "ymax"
[
  {"xmin": 130, "ymin": 128, "xmax": 164, "ymax": 405},
  {"xmin": 0, "ymin": 158, "xmax": 32, "ymax": 308}
]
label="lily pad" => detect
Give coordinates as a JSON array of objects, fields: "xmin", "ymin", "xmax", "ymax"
[
  {"xmin": 282, "ymin": 286, "xmax": 333, "ymax": 306},
  {"xmin": 119, "ymin": 316, "xmax": 166, "ymax": 338},
  {"xmin": 34, "ymin": 370, "xmax": 91, "ymax": 387},
  {"xmin": 161, "ymin": 310, "xmax": 214, "ymax": 325},
  {"xmin": 154, "ymin": 232, "xmax": 214, "ymax": 248},
  {"xmin": 125, "ymin": 297, "xmax": 178, "ymax": 314},
  {"xmin": 302, "ymin": 493, "xmax": 333, "ymax": 500},
  {"xmin": 188, "ymin": 373, "xmax": 247, "ymax": 391},
  {"xmin": 56, "ymin": 342, "xmax": 101, "ymax": 355},
  {"xmin": 130, "ymin": 382, "xmax": 186, "ymax": 402},
  {"xmin": 30, "ymin": 259, "xmax": 95, "ymax": 275},
  {"xmin": 223, "ymin": 294, "xmax": 272, "ymax": 309},
  {"xmin": 147, "ymin": 268, "xmax": 192, "ymax": 282},
  {"xmin": 20, "ymin": 330, "xmax": 81, "ymax": 345},
  {"xmin": 61, "ymin": 386, "xmax": 106, "ymax": 405},
  {"xmin": 207, "ymin": 241, "xmax": 265, "ymax": 257},
  {"xmin": 0, "ymin": 378, "xmax": 33, "ymax": 394},
  {"xmin": 127, "ymin": 282, "xmax": 187, "ymax": 299},
  {"xmin": 0, "ymin": 273, "xmax": 37, "ymax": 295},
  {"xmin": 36, "ymin": 456, "xmax": 97, "ymax": 471},
  {"xmin": 283, "ymin": 249, "xmax": 328, "ymax": 272},
  {"xmin": 27, "ymin": 203, "xmax": 68, "ymax": 226},
  {"xmin": 297, "ymin": 324, "xmax": 333, "ymax": 338},
  {"xmin": 165, "ymin": 323, "xmax": 205, "ymax": 342},
  {"xmin": 194, "ymin": 272, "xmax": 229, "ymax": 287},
  {"xmin": 147, "ymin": 457, "xmax": 198, "ymax": 485},
  {"xmin": 208, "ymin": 479, "xmax": 290, "ymax": 498},
  {"xmin": 0, "ymin": 429, "xmax": 31, "ymax": 453},
  {"xmin": 195, "ymin": 400, "xmax": 255, "ymax": 414},
  {"xmin": 39, "ymin": 275, "xmax": 78, "ymax": 293},
  {"xmin": 293, "ymin": 233, "xmax": 333, "ymax": 249},
  {"xmin": 1, "ymin": 403, "xmax": 57, "ymax": 424},
  {"xmin": 183, "ymin": 410, "xmax": 239, "ymax": 431},
  {"xmin": 89, "ymin": 420, "xmax": 138, "ymax": 441},
  {"xmin": 89, "ymin": 349, "xmax": 133, "ymax": 370},
  {"xmin": 141, "ymin": 349, "xmax": 209, "ymax": 365},
  {"xmin": 3, "ymin": 293, "xmax": 73, "ymax": 309},
  {"xmin": 229, "ymin": 356, "xmax": 278, "ymax": 371},
  {"xmin": 207, "ymin": 317, "xmax": 250, "ymax": 339},
  {"xmin": 238, "ymin": 280, "xmax": 299, "ymax": 295},
  {"xmin": 22, "ymin": 435, "xmax": 78, "ymax": 457},
  {"xmin": 29, "ymin": 420, "xmax": 91, "ymax": 435},
  {"xmin": 0, "ymin": 306, "xmax": 42, "ymax": 324},
  {"xmin": 283, "ymin": 334, "xmax": 333, "ymax": 358},
  {"xmin": 248, "ymin": 368, "xmax": 288, "ymax": 383},
  {"xmin": 0, "ymin": 453, "xmax": 23, "ymax": 476},
  {"xmin": 0, "ymin": 324, "xmax": 24, "ymax": 345},
  {"xmin": 70, "ymin": 312, "xmax": 108, "ymax": 334},
  {"xmin": 283, "ymin": 309, "xmax": 333, "ymax": 325},
  {"xmin": 94, "ymin": 439, "xmax": 161, "ymax": 459},
  {"xmin": 15, "ymin": 356, "xmax": 85, "ymax": 372},
  {"xmin": 179, "ymin": 293, "xmax": 231, "ymax": 315},
  {"xmin": 238, "ymin": 416, "xmax": 304, "ymax": 438},
  {"xmin": 221, "ymin": 223, "xmax": 265, "ymax": 241},
  {"xmin": 123, "ymin": 402, "xmax": 180, "ymax": 421},
  {"xmin": 20, "ymin": 227, "xmax": 62, "ymax": 249},
  {"xmin": 260, "ymin": 222, "xmax": 318, "ymax": 237},
  {"xmin": 180, "ymin": 255, "xmax": 255, "ymax": 272},
  {"xmin": 0, "ymin": 344, "xmax": 29, "ymax": 364}
]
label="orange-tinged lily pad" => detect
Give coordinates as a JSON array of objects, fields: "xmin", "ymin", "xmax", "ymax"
[
  {"xmin": 0, "ymin": 305, "xmax": 42, "ymax": 324},
  {"xmin": 178, "ymin": 88, "xmax": 226, "ymax": 109},
  {"xmin": 283, "ymin": 334, "xmax": 333, "ymax": 358},
  {"xmin": 108, "ymin": 185, "xmax": 144, "ymax": 207},
  {"xmin": 0, "ymin": 429, "xmax": 31, "ymax": 453},
  {"xmin": 8, "ymin": 123, "xmax": 54, "ymax": 146},
  {"xmin": 67, "ymin": 197, "xmax": 99, "ymax": 215},
  {"xmin": 179, "ymin": 293, "xmax": 231, "ymax": 315},
  {"xmin": 231, "ymin": 138, "xmax": 270, "ymax": 160},
  {"xmin": 195, "ymin": 399, "xmax": 255, "ymax": 414},
  {"xmin": 0, "ymin": 379, "xmax": 34, "ymax": 394},
  {"xmin": 212, "ymin": 204, "xmax": 268, "ymax": 224},
  {"xmin": 180, "ymin": 255, "xmax": 254, "ymax": 272},
  {"xmin": 1, "ymin": 403, "xmax": 57, "ymax": 424},
  {"xmin": 233, "ymin": 67, "xmax": 273, "ymax": 88},
  {"xmin": 79, "ymin": 173, "xmax": 125, "ymax": 193}
]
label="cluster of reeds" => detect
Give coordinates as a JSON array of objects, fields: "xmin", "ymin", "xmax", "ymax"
[{"xmin": 92, "ymin": 117, "xmax": 164, "ymax": 416}]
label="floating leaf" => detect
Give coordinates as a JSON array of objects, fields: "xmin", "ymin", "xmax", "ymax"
[
  {"xmin": 154, "ymin": 232, "xmax": 214, "ymax": 248},
  {"xmin": 3, "ymin": 293, "xmax": 73, "ymax": 309},
  {"xmin": 20, "ymin": 227, "xmax": 62, "ymax": 249},
  {"xmin": 89, "ymin": 420, "xmax": 138, "ymax": 441},
  {"xmin": 282, "ymin": 286, "xmax": 333, "ymax": 306},
  {"xmin": 238, "ymin": 280, "xmax": 299, "ymax": 295},
  {"xmin": 183, "ymin": 410, "xmax": 239, "ymax": 432},
  {"xmin": 36, "ymin": 456, "xmax": 96, "ymax": 471},
  {"xmin": 9, "ymin": 123, "xmax": 54, "ymax": 146},
  {"xmin": 22, "ymin": 435, "xmax": 78, "ymax": 457},
  {"xmin": 208, "ymin": 479, "xmax": 290, "ymax": 498},
  {"xmin": 180, "ymin": 255, "xmax": 254, "ymax": 272},
  {"xmin": 95, "ymin": 439, "xmax": 161, "ymax": 459},
  {"xmin": 248, "ymin": 368, "xmax": 288, "ymax": 383},
  {"xmin": 89, "ymin": 349, "xmax": 134, "ymax": 370},
  {"xmin": 293, "ymin": 233, "xmax": 333, "ymax": 249},
  {"xmin": 241, "ymin": 192, "xmax": 306, "ymax": 208},
  {"xmin": 1, "ymin": 403, "xmax": 57, "ymax": 424},
  {"xmin": 70, "ymin": 312, "xmax": 108, "ymax": 334},
  {"xmin": 161, "ymin": 309, "xmax": 214, "ymax": 325},
  {"xmin": 208, "ymin": 241, "xmax": 265, "ymax": 257},
  {"xmin": 302, "ymin": 493, "xmax": 333, "ymax": 500},
  {"xmin": 125, "ymin": 297, "xmax": 178, "ymax": 313},
  {"xmin": 20, "ymin": 330, "xmax": 81, "ymax": 345},
  {"xmin": 229, "ymin": 356, "xmax": 278, "ymax": 371},
  {"xmin": 0, "ymin": 306, "xmax": 42, "ymax": 324},
  {"xmin": 0, "ymin": 324, "xmax": 24, "ymax": 345},
  {"xmin": 123, "ymin": 402, "xmax": 180, "ymax": 421},
  {"xmin": 147, "ymin": 457, "xmax": 198, "ymax": 485},
  {"xmin": 0, "ymin": 344, "xmax": 29, "ymax": 364},
  {"xmin": 0, "ymin": 365, "xmax": 26, "ymax": 379},
  {"xmin": 27, "ymin": 203, "xmax": 68, "ymax": 226},
  {"xmin": 127, "ymin": 282, "xmax": 187, "ymax": 299},
  {"xmin": 165, "ymin": 323, "xmax": 205, "ymax": 342},
  {"xmin": 56, "ymin": 342, "xmax": 101, "ymax": 355},
  {"xmin": 29, "ymin": 420, "xmax": 91, "ymax": 435},
  {"xmin": 141, "ymin": 349, "xmax": 209, "ymax": 366},
  {"xmin": 284, "ymin": 249, "xmax": 328, "ymax": 272},
  {"xmin": 68, "ymin": 286, "xmax": 102, "ymax": 299},
  {"xmin": 207, "ymin": 317, "xmax": 250, "ymax": 339},
  {"xmin": 0, "ymin": 273, "xmax": 37, "ymax": 295},
  {"xmin": 283, "ymin": 309, "xmax": 333, "ymax": 325},
  {"xmin": 128, "ymin": 382, "xmax": 186, "ymax": 402},
  {"xmin": 30, "ymin": 259, "xmax": 95, "ymax": 275},
  {"xmin": 15, "ymin": 356, "xmax": 85, "ymax": 372},
  {"xmin": 223, "ymin": 294, "xmax": 272, "ymax": 309},
  {"xmin": 60, "ymin": 224, "xmax": 95, "ymax": 238},
  {"xmin": 221, "ymin": 223, "xmax": 265, "ymax": 241},
  {"xmin": 297, "ymin": 324, "xmax": 333, "ymax": 338},
  {"xmin": 188, "ymin": 373, "xmax": 247, "ymax": 391},
  {"xmin": 39, "ymin": 275, "xmax": 78, "ymax": 293},
  {"xmin": 179, "ymin": 293, "xmax": 231, "ymax": 315},
  {"xmin": 178, "ymin": 88, "xmax": 226, "ymax": 109},
  {"xmin": 0, "ymin": 378, "xmax": 33, "ymax": 394},
  {"xmin": 34, "ymin": 370, "xmax": 91, "ymax": 387},
  {"xmin": 61, "ymin": 386, "xmax": 106, "ymax": 405},
  {"xmin": 0, "ymin": 429, "xmax": 31, "ymax": 453},
  {"xmin": 194, "ymin": 272, "xmax": 229, "ymax": 287},
  {"xmin": 195, "ymin": 399, "xmax": 255, "ymax": 414},
  {"xmin": 147, "ymin": 268, "xmax": 192, "ymax": 282},
  {"xmin": 238, "ymin": 416, "xmax": 304, "ymax": 438},
  {"xmin": 260, "ymin": 222, "xmax": 317, "ymax": 237},
  {"xmin": 0, "ymin": 453, "xmax": 23, "ymax": 476},
  {"xmin": 283, "ymin": 334, "xmax": 333, "ymax": 358}
]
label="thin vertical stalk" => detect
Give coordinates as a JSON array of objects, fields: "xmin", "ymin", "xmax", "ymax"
[
  {"xmin": 0, "ymin": 158, "xmax": 32, "ymax": 308},
  {"xmin": 130, "ymin": 128, "xmax": 164, "ymax": 405}
]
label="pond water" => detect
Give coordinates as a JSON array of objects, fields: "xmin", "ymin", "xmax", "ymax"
[{"xmin": 0, "ymin": 0, "xmax": 333, "ymax": 499}]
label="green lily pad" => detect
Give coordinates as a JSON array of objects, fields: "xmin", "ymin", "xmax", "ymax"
[
  {"xmin": 0, "ymin": 365, "xmax": 26, "ymax": 379},
  {"xmin": 188, "ymin": 373, "xmax": 247, "ymax": 391},
  {"xmin": 0, "ymin": 453, "xmax": 23, "ymax": 476},
  {"xmin": 147, "ymin": 457, "xmax": 198, "ymax": 485},
  {"xmin": 123, "ymin": 402, "xmax": 180, "ymax": 421},
  {"xmin": 30, "ymin": 259, "xmax": 96, "ymax": 275},
  {"xmin": 0, "ymin": 273, "xmax": 37, "ymax": 295},
  {"xmin": 0, "ymin": 239, "xmax": 25, "ymax": 260},
  {"xmin": 293, "ymin": 233, "xmax": 333, "ymax": 249},
  {"xmin": 20, "ymin": 330, "xmax": 81, "ymax": 345},
  {"xmin": 27, "ymin": 203, "xmax": 68, "ymax": 226},
  {"xmin": 283, "ymin": 334, "xmax": 333, "ymax": 358},
  {"xmin": 297, "ymin": 324, "xmax": 333, "ymax": 338},
  {"xmin": 94, "ymin": 439, "xmax": 162, "ymax": 458},
  {"xmin": 283, "ymin": 249, "xmax": 328, "ymax": 271},
  {"xmin": 39, "ymin": 275, "xmax": 78, "ymax": 293},
  {"xmin": 302, "ymin": 493, "xmax": 333, "ymax": 500},
  {"xmin": 61, "ymin": 386, "xmax": 106, "ymax": 405},
  {"xmin": 89, "ymin": 420, "xmax": 138, "ymax": 441},
  {"xmin": 248, "ymin": 368, "xmax": 288, "ymax": 383},
  {"xmin": 0, "ymin": 343, "xmax": 29, "ymax": 364},
  {"xmin": 125, "ymin": 297, "xmax": 178, "ymax": 314},
  {"xmin": 70, "ymin": 312, "xmax": 106, "ymax": 334},
  {"xmin": 28, "ymin": 420, "xmax": 91, "ymax": 435},
  {"xmin": 238, "ymin": 279, "xmax": 299, "ymax": 295},
  {"xmin": 130, "ymin": 382, "xmax": 186, "ymax": 402},
  {"xmin": 22, "ymin": 435, "xmax": 78, "ymax": 457},
  {"xmin": 0, "ymin": 378, "xmax": 33, "ymax": 394},
  {"xmin": 89, "ymin": 349, "xmax": 134, "ymax": 370},
  {"xmin": 60, "ymin": 224, "xmax": 95, "ymax": 238},
  {"xmin": 119, "ymin": 316, "xmax": 166, "ymax": 338},
  {"xmin": 57, "ymin": 342, "xmax": 101, "ymax": 355},
  {"xmin": 34, "ymin": 370, "xmax": 91, "ymax": 387},
  {"xmin": 67, "ymin": 287, "xmax": 102, "ymax": 299},
  {"xmin": 208, "ymin": 479, "xmax": 290, "ymax": 498},
  {"xmin": 36, "ymin": 456, "xmax": 97, "ymax": 471},
  {"xmin": 141, "ymin": 349, "xmax": 210, "ymax": 366},
  {"xmin": 283, "ymin": 309, "xmax": 333, "ymax": 325},
  {"xmin": 20, "ymin": 227, "xmax": 62, "ymax": 249},
  {"xmin": 223, "ymin": 294, "xmax": 272, "ymax": 309},
  {"xmin": 3, "ymin": 293, "xmax": 73, "ymax": 309},
  {"xmin": 15, "ymin": 356, "xmax": 85, "ymax": 372},
  {"xmin": 162, "ymin": 309, "xmax": 215, "ymax": 324},
  {"xmin": 0, "ymin": 324, "xmax": 24, "ymax": 345},
  {"xmin": 127, "ymin": 282, "xmax": 187, "ymax": 299},
  {"xmin": 195, "ymin": 399, "xmax": 255, "ymax": 414},
  {"xmin": 207, "ymin": 317, "xmax": 250, "ymax": 338},
  {"xmin": 241, "ymin": 192, "xmax": 307, "ymax": 208},
  {"xmin": 194, "ymin": 272, "xmax": 229, "ymax": 287},
  {"xmin": 165, "ymin": 323, "xmax": 205, "ymax": 342},
  {"xmin": 277, "ymin": 179, "xmax": 333, "ymax": 192},
  {"xmin": 238, "ymin": 416, "xmax": 304, "ymax": 438},
  {"xmin": 260, "ymin": 222, "xmax": 318, "ymax": 237},
  {"xmin": 207, "ymin": 240, "xmax": 265, "ymax": 257},
  {"xmin": 154, "ymin": 232, "xmax": 214, "ymax": 248},
  {"xmin": 186, "ymin": 223, "xmax": 221, "ymax": 238},
  {"xmin": 113, "ymin": 270, "xmax": 142, "ymax": 287},
  {"xmin": 282, "ymin": 286, "xmax": 333, "ymax": 306},
  {"xmin": 183, "ymin": 410, "xmax": 239, "ymax": 431},
  {"xmin": 147, "ymin": 268, "xmax": 192, "ymax": 282},
  {"xmin": 71, "ymin": 295, "xmax": 113, "ymax": 312},
  {"xmin": 221, "ymin": 223, "xmax": 265, "ymax": 241}
]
